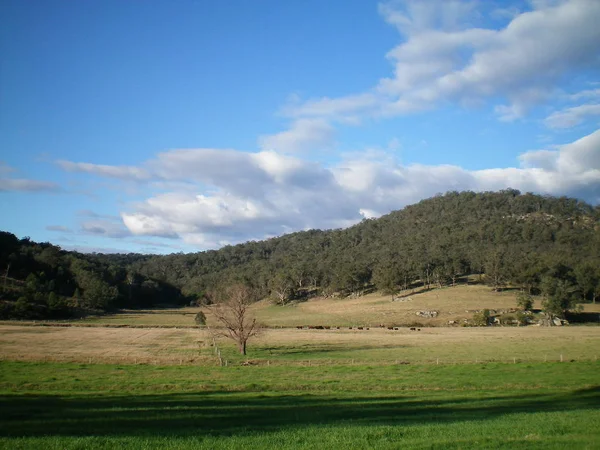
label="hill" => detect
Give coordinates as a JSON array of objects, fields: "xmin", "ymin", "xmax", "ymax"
[{"xmin": 1, "ymin": 189, "xmax": 599, "ymax": 320}]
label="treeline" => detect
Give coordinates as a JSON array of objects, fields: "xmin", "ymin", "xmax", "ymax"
[
  {"xmin": 1, "ymin": 190, "xmax": 599, "ymax": 320},
  {"xmin": 0, "ymin": 233, "xmax": 187, "ymax": 319}
]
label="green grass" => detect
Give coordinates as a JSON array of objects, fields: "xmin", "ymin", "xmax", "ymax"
[{"xmin": 1, "ymin": 361, "xmax": 599, "ymax": 449}]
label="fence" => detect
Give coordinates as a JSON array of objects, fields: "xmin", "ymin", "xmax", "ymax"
[{"xmin": 0, "ymin": 353, "xmax": 596, "ymax": 367}]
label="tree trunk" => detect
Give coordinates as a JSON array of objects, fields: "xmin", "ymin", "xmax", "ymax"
[
  {"xmin": 3, "ymin": 263, "xmax": 10, "ymax": 292},
  {"xmin": 239, "ymin": 340, "xmax": 247, "ymax": 355}
]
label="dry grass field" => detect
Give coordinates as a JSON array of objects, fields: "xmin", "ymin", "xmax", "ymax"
[
  {"xmin": 50, "ymin": 283, "xmax": 600, "ymax": 329},
  {"xmin": 1, "ymin": 323, "xmax": 598, "ymax": 366},
  {"xmin": 0, "ymin": 325, "xmax": 214, "ymax": 365},
  {"xmin": 251, "ymin": 283, "xmax": 529, "ymax": 327},
  {"xmin": 2, "ymin": 283, "xmax": 598, "ymax": 366}
]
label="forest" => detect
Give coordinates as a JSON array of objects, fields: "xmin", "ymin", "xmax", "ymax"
[{"xmin": 1, "ymin": 189, "xmax": 599, "ymax": 320}]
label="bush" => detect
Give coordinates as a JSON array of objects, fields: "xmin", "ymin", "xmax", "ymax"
[
  {"xmin": 516, "ymin": 310, "xmax": 529, "ymax": 326},
  {"xmin": 194, "ymin": 311, "xmax": 206, "ymax": 326},
  {"xmin": 472, "ymin": 309, "xmax": 490, "ymax": 326},
  {"xmin": 516, "ymin": 291, "xmax": 533, "ymax": 311}
]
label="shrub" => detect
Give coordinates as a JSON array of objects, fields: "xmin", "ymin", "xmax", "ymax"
[
  {"xmin": 194, "ymin": 311, "xmax": 207, "ymax": 326},
  {"xmin": 516, "ymin": 291, "xmax": 533, "ymax": 311},
  {"xmin": 472, "ymin": 309, "xmax": 490, "ymax": 326},
  {"xmin": 516, "ymin": 310, "xmax": 529, "ymax": 326}
]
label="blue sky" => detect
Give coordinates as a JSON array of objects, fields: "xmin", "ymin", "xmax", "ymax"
[{"xmin": 1, "ymin": 0, "xmax": 599, "ymax": 254}]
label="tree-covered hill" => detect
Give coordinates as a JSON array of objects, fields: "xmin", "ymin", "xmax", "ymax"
[{"xmin": 1, "ymin": 190, "xmax": 599, "ymax": 320}]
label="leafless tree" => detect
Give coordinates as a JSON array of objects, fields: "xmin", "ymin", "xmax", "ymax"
[{"xmin": 210, "ymin": 284, "xmax": 261, "ymax": 355}]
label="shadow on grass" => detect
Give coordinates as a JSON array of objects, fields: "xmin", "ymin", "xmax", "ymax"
[
  {"xmin": 258, "ymin": 344, "xmax": 409, "ymax": 357},
  {"xmin": 0, "ymin": 386, "xmax": 598, "ymax": 438}
]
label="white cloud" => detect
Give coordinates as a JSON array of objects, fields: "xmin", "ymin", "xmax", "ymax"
[
  {"xmin": 567, "ymin": 88, "xmax": 600, "ymax": 101},
  {"xmin": 282, "ymin": 94, "xmax": 378, "ymax": 120},
  {"xmin": 56, "ymin": 160, "xmax": 151, "ymax": 181},
  {"xmin": 544, "ymin": 103, "xmax": 600, "ymax": 129},
  {"xmin": 258, "ymin": 119, "xmax": 335, "ymax": 153},
  {"xmin": 57, "ymin": 128, "xmax": 600, "ymax": 249},
  {"xmin": 285, "ymin": 0, "xmax": 600, "ymax": 121}
]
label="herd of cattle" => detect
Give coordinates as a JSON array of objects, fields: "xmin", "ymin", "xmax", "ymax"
[{"xmin": 295, "ymin": 325, "xmax": 422, "ymax": 331}]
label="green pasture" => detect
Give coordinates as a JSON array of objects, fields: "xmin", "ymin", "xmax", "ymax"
[{"xmin": 1, "ymin": 360, "xmax": 598, "ymax": 449}]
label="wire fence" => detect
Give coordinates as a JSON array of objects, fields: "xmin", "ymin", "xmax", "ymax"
[{"xmin": 0, "ymin": 353, "xmax": 597, "ymax": 367}]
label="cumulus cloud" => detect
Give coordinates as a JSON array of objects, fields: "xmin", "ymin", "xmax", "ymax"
[
  {"xmin": 286, "ymin": 0, "xmax": 600, "ymax": 121},
  {"xmin": 55, "ymin": 128, "xmax": 600, "ymax": 249},
  {"xmin": 50, "ymin": 1, "xmax": 600, "ymax": 249}
]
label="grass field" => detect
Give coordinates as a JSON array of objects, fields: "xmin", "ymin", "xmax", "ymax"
[
  {"xmin": 0, "ymin": 360, "xmax": 598, "ymax": 449},
  {"xmin": 1, "ymin": 283, "xmax": 599, "ymax": 448},
  {"xmin": 2, "ymin": 325, "xmax": 599, "ymax": 366}
]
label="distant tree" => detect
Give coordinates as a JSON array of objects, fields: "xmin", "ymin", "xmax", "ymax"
[
  {"xmin": 210, "ymin": 284, "xmax": 261, "ymax": 355},
  {"xmin": 574, "ymin": 263, "xmax": 600, "ymax": 303},
  {"xmin": 372, "ymin": 262, "xmax": 399, "ymax": 299},
  {"xmin": 540, "ymin": 277, "xmax": 578, "ymax": 318},
  {"xmin": 269, "ymin": 272, "xmax": 295, "ymax": 305},
  {"xmin": 484, "ymin": 248, "xmax": 508, "ymax": 291},
  {"xmin": 81, "ymin": 278, "xmax": 119, "ymax": 310},
  {"xmin": 516, "ymin": 291, "xmax": 533, "ymax": 311}
]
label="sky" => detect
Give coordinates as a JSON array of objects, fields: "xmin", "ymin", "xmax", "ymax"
[{"xmin": 1, "ymin": 0, "xmax": 599, "ymax": 254}]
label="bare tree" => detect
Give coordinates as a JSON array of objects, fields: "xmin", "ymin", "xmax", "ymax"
[
  {"xmin": 210, "ymin": 284, "xmax": 261, "ymax": 355},
  {"xmin": 270, "ymin": 272, "xmax": 294, "ymax": 306}
]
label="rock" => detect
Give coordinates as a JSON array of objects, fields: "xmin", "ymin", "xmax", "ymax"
[
  {"xmin": 553, "ymin": 318, "xmax": 562, "ymax": 326},
  {"xmin": 416, "ymin": 310, "xmax": 438, "ymax": 318}
]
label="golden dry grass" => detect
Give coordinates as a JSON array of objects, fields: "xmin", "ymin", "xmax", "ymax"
[
  {"xmin": 79, "ymin": 308, "xmax": 201, "ymax": 326},
  {"xmin": 0, "ymin": 325, "xmax": 213, "ymax": 365},
  {"xmin": 248, "ymin": 284, "xmax": 600, "ymax": 328},
  {"xmin": 1, "ymin": 323, "xmax": 598, "ymax": 366}
]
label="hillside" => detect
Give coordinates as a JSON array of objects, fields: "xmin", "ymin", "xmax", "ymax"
[
  {"xmin": 129, "ymin": 189, "xmax": 600, "ymax": 304},
  {"xmin": 1, "ymin": 189, "xmax": 599, "ymax": 320}
]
